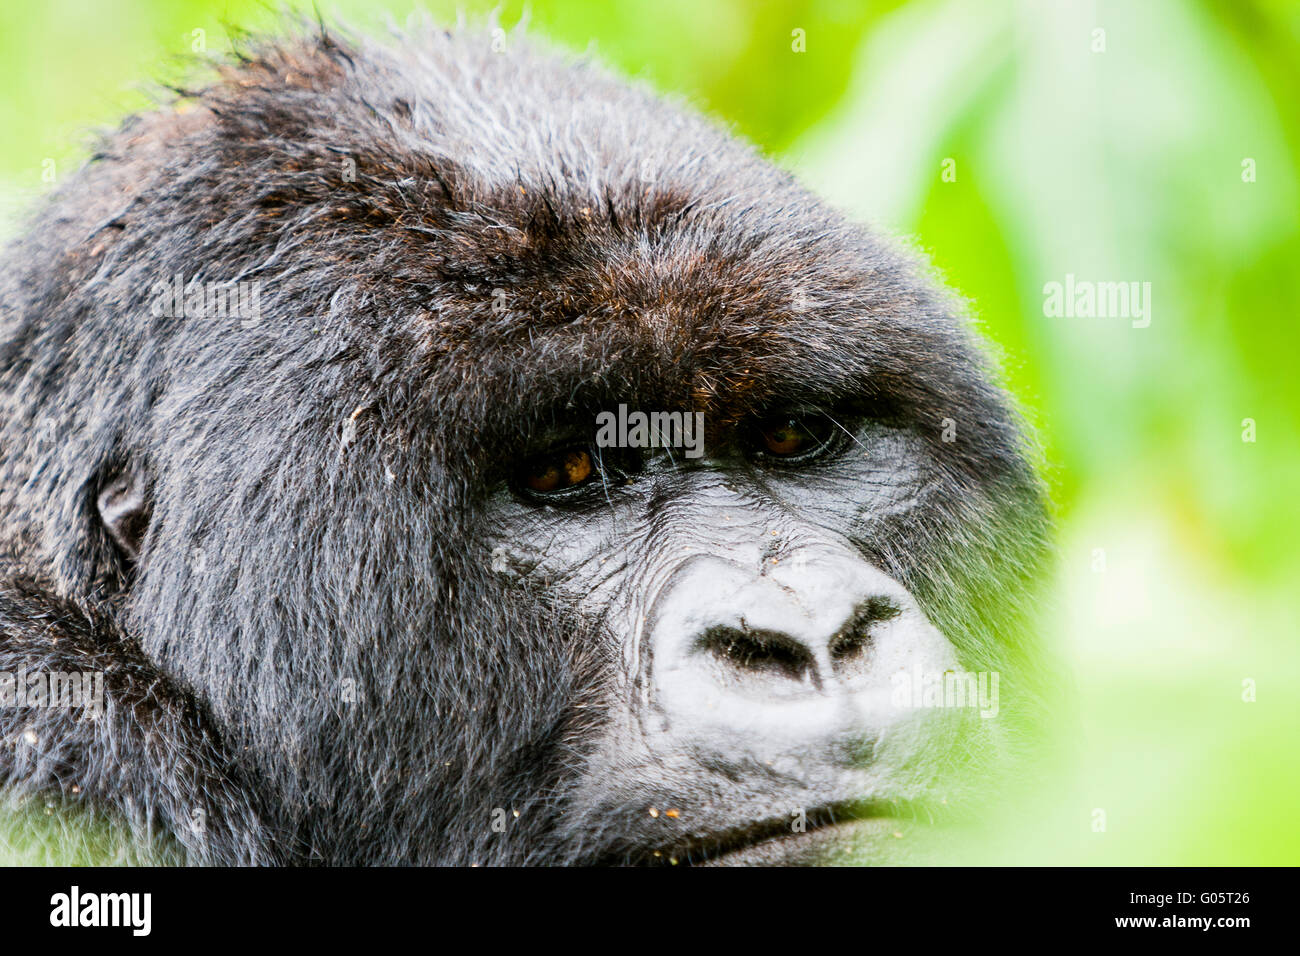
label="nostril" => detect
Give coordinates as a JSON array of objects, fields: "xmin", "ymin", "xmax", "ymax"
[
  {"xmin": 828, "ymin": 597, "xmax": 900, "ymax": 674},
  {"xmin": 687, "ymin": 597, "xmax": 904, "ymax": 695},
  {"xmin": 697, "ymin": 624, "xmax": 819, "ymax": 688},
  {"xmin": 828, "ymin": 630, "xmax": 870, "ymax": 667}
]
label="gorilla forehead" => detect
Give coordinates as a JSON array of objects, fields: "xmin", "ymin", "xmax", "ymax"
[{"xmin": 148, "ymin": 29, "xmax": 978, "ymax": 415}]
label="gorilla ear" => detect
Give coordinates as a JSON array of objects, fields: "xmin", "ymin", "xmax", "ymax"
[{"xmin": 96, "ymin": 466, "xmax": 151, "ymax": 562}]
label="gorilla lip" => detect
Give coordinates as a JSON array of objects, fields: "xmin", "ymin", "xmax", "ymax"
[{"xmin": 627, "ymin": 799, "xmax": 921, "ymax": 867}]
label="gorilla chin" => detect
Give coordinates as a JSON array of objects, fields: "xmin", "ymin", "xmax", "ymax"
[{"xmin": 0, "ymin": 19, "xmax": 1050, "ymax": 866}]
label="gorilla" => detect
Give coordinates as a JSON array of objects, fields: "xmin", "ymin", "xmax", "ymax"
[{"xmin": 0, "ymin": 22, "xmax": 1050, "ymax": 865}]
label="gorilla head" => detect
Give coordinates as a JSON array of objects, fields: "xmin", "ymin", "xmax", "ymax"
[{"xmin": 0, "ymin": 24, "xmax": 1049, "ymax": 865}]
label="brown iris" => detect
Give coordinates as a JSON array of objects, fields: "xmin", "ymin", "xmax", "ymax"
[
  {"xmin": 755, "ymin": 414, "xmax": 836, "ymax": 459},
  {"xmin": 521, "ymin": 448, "xmax": 595, "ymax": 494},
  {"xmin": 760, "ymin": 421, "xmax": 809, "ymax": 456}
]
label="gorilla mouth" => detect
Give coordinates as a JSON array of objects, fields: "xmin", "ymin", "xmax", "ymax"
[{"xmin": 631, "ymin": 800, "xmax": 917, "ymax": 867}]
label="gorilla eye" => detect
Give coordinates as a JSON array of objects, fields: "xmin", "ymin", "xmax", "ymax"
[
  {"xmin": 753, "ymin": 414, "xmax": 839, "ymax": 461},
  {"xmin": 518, "ymin": 447, "xmax": 596, "ymax": 496}
]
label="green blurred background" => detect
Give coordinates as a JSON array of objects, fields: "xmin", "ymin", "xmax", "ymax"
[{"xmin": 1, "ymin": 0, "xmax": 1295, "ymax": 864}]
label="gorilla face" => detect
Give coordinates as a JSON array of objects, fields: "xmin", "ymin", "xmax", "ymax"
[
  {"xmin": 483, "ymin": 412, "xmax": 965, "ymax": 864},
  {"xmin": 0, "ymin": 25, "xmax": 1050, "ymax": 866}
]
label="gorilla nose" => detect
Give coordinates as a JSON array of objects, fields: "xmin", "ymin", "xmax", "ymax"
[
  {"xmin": 643, "ymin": 549, "xmax": 958, "ymax": 754},
  {"xmin": 695, "ymin": 594, "xmax": 901, "ymax": 695}
]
